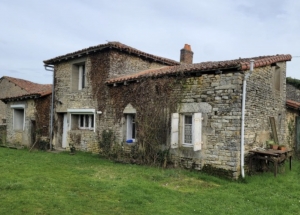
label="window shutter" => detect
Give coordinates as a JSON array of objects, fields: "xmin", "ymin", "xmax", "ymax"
[
  {"xmin": 193, "ymin": 113, "xmax": 202, "ymax": 151},
  {"xmin": 171, "ymin": 113, "xmax": 179, "ymax": 148},
  {"xmin": 78, "ymin": 66, "xmax": 83, "ymax": 90}
]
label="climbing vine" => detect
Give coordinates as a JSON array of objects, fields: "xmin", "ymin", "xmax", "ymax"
[
  {"xmin": 109, "ymin": 77, "xmax": 184, "ymax": 164},
  {"xmin": 89, "ymin": 50, "xmax": 186, "ymax": 165}
]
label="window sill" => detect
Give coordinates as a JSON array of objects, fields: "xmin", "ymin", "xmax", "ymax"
[{"xmin": 182, "ymin": 144, "xmax": 193, "ymax": 148}]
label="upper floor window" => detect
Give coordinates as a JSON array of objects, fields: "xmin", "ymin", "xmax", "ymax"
[{"xmin": 72, "ymin": 63, "xmax": 86, "ymax": 91}]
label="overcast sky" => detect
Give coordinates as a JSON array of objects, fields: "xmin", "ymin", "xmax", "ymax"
[{"xmin": 0, "ymin": 0, "xmax": 299, "ymax": 84}]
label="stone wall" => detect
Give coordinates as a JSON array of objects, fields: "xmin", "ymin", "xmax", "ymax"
[
  {"xmin": 286, "ymin": 83, "xmax": 300, "ymax": 102},
  {"xmin": 171, "ymin": 63, "xmax": 286, "ymax": 178},
  {"xmin": 0, "ymin": 78, "xmax": 27, "ymax": 125},
  {"xmin": 6, "ymin": 100, "xmax": 35, "ymax": 146},
  {"xmin": 169, "ymin": 72, "xmax": 243, "ymax": 178},
  {"xmin": 244, "ymin": 63, "xmax": 287, "ymax": 149},
  {"xmin": 53, "ymin": 49, "xmax": 168, "ymax": 152}
]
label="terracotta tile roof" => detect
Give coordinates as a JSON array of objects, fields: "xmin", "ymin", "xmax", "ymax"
[
  {"xmin": 106, "ymin": 54, "xmax": 292, "ymax": 84},
  {"xmin": 44, "ymin": 42, "xmax": 180, "ymax": 66},
  {"xmin": 286, "ymin": 99, "xmax": 300, "ymax": 109},
  {"xmin": 0, "ymin": 76, "xmax": 52, "ymax": 102}
]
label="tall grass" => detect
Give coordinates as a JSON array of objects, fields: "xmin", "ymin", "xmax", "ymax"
[{"xmin": 0, "ymin": 148, "xmax": 299, "ymax": 215}]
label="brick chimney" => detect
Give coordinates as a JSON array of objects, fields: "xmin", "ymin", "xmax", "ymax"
[{"xmin": 180, "ymin": 44, "xmax": 193, "ymax": 64}]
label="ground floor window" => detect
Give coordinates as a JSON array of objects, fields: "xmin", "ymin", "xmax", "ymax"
[
  {"xmin": 13, "ymin": 108, "xmax": 25, "ymax": 130},
  {"xmin": 78, "ymin": 114, "xmax": 94, "ymax": 130},
  {"xmin": 70, "ymin": 114, "xmax": 94, "ymax": 130},
  {"xmin": 126, "ymin": 114, "xmax": 136, "ymax": 142},
  {"xmin": 171, "ymin": 112, "xmax": 202, "ymax": 151},
  {"xmin": 184, "ymin": 115, "xmax": 193, "ymax": 145}
]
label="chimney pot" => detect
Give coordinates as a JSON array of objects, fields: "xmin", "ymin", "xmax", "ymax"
[{"xmin": 180, "ymin": 44, "xmax": 193, "ymax": 64}]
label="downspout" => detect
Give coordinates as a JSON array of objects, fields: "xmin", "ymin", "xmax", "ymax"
[
  {"xmin": 44, "ymin": 64, "xmax": 54, "ymax": 151},
  {"xmin": 241, "ymin": 60, "xmax": 254, "ymax": 178}
]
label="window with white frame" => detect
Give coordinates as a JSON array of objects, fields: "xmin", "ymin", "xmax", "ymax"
[
  {"xmin": 68, "ymin": 109, "xmax": 95, "ymax": 131},
  {"xmin": 78, "ymin": 114, "xmax": 94, "ymax": 130},
  {"xmin": 126, "ymin": 114, "xmax": 136, "ymax": 142},
  {"xmin": 72, "ymin": 63, "xmax": 86, "ymax": 91},
  {"xmin": 171, "ymin": 112, "xmax": 202, "ymax": 151},
  {"xmin": 13, "ymin": 107, "xmax": 25, "ymax": 130}
]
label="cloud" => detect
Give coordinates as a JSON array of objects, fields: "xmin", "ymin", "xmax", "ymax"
[{"xmin": 0, "ymin": 0, "xmax": 299, "ymax": 82}]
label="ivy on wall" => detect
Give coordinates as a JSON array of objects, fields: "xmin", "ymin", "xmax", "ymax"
[
  {"xmin": 109, "ymin": 77, "xmax": 184, "ymax": 164},
  {"xmin": 89, "ymin": 50, "xmax": 186, "ymax": 165}
]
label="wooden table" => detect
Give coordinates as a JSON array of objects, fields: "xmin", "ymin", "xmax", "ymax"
[{"xmin": 249, "ymin": 149, "xmax": 292, "ymax": 177}]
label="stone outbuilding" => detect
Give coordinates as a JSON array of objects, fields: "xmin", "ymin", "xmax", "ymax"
[
  {"xmin": 0, "ymin": 76, "xmax": 36, "ymax": 125},
  {"xmin": 0, "ymin": 78, "xmax": 52, "ymax": 147},
  {"xmin": 44, "ymin": 41, "xmax": 291, "ymax": 179}
]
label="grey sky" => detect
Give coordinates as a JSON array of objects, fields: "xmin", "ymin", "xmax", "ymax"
[{"xmin": 0, "ymin": 0, "xmax": 299, "ymax": 84}]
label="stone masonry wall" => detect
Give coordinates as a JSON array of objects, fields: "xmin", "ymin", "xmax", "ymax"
[
  {"xmin": 170, "ymin": 63, "xmax": 286, "ymax": 178},
  {"xmin": 286, "ymin": 83, "xmax": 300, "ymax": 102},
  {"xmin": 0, "ymin": 78, "xmax": 27, "ymax": 125},
  {"xmin": 6, "ymin": 99, "xmax": 36, "ymax": 147},
  {"xmin": 53, "ymin": 50, "xmax": 168, "ymax": 152},
  {"xmin": 244, "ymin": 62, "xmax": 287, "ymax": 149},
  {"xmin": 98, "ymin": 50, "xmax": 168, "ymax": 147},
  {"xmin": 169, "ymin": 72, "xmax": 243, "ymax": 178}
]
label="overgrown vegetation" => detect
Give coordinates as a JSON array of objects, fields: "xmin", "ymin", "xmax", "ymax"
[
  {"xmin": 286, "ymin": 77, "xmax": 300, "ymax": 89},
  {"xmin": 89, "ymin": 51, "xmax": 186, "ymax": 166},
  {"xmin": 109, "ymin": 77, "xmax": 183, "ymax": 165},
  {"xmin": 1, "ymin": 148, "xmax": 300, "ymax": 215},
  {"xmin": 287, "ymin": 118, "xmax": 295, "ymax": 150},
  {"xmin": 0, "ymin": 125, "xmax": 6, "ymax": 145}
]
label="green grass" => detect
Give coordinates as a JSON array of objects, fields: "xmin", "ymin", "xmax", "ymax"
[{"xmin": 0, "ymin": 148, "xmax": 300, "ymax": 215}]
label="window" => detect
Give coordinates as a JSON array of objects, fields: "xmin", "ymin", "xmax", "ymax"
[
  {"xmin": 171, "ymin": 112, "xmax": 202, "ymax": 151},
  {"xmin": 184, "ymin": 115, "xmax": 192, "ymax": 145},
  {"xmin": 274, "ymin": 66, "xmax": 281, "ymax": 92},
  {"xmin": 126, "ymin": 114, "xmax": 136, "ymax": 142},
  {"xmin": 72, "ymin": 63, "xmax": 86, "ymax": 91},
  {"xmin": 13, "ymin": 108, "xmax": 25, "ymax": 130},
  {"xmin": 78, "ymin": 65, "xmax": 86, "ymax": 90},
  {"xmin": 78, "ymin": 114, "xmax": 94, "ymax": 130},
  {"xmin": 70, "ymin": 114, "xmax": 94, "ymax": 130},
  {"xmin": 68, "ymin": 109, "xmax": 96, "ymax": 132}
]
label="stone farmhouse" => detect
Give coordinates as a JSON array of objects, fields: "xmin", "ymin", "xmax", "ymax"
[
  {"xmin": 44, "ymin": 42, "xmax": 291, "ymax": 179},
  {"xmin": 0, "ymin": 77, "xmax": 52, "ymax": 147}
]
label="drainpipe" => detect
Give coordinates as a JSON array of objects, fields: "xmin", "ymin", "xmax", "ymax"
[
  {"xmin": 241, "ymin": 60, "xmax": 254, "ymax": 178},
  {"xmin": 44, "ymin": 64, "xmax": 54, "ymax": 151}
]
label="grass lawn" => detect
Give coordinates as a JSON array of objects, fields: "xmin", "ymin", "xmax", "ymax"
[{"xmin": 0, "ymin": 148, "xmax": 299, "ymax": 215}]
